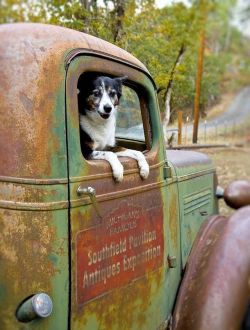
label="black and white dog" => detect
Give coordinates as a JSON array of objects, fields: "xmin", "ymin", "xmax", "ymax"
[{"xmin": 78, "ymin": 75, "xmax": 149, "ymax": 182}]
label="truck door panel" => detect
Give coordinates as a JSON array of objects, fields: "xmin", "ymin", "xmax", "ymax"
[{"xmin": 66, "ymin": 55, "xmax": 175, "ymax": 329}]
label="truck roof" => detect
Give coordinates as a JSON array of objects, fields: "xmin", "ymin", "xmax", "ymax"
[{"xmin": 0, "ymin": 23, "xmax": 149, "ymax": 73}]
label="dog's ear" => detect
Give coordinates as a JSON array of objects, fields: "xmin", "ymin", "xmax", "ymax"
[
  {"xmin": 116, "ymin": 75, "xmax": 128, "ymax": 83},
  {"xmin": 114, "ymin": 76, "xmax": 128, "ymax": 98}
]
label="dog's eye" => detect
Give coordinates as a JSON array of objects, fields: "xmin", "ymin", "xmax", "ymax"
[
  {"xmin": 93, "ymin": 90, "xmax": 100, "ymax": 97},
  {"xmin": 109, "ymin": 91, "xmax": 116, "ymax": 98}
]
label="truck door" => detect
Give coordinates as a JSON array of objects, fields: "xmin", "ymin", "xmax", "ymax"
[{"xmin": 66, "ymin": 55, "xmax": 174, "ymax": 330}]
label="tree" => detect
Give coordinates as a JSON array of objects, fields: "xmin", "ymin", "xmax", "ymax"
[
  {"xmin": 192, "ymin": 0, "xmax": 207, "ymax": 143},
  {"xmin": 1, "ymin": 0, "xmax": 249, "ymax": 128}
]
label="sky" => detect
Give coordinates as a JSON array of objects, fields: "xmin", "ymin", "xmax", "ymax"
[
  {"xmin": 233, "ymin": 0, "xmax": 250, "ymax": 35},
  {"xmin": 155, "ymin": 0, "xmax": 250, "ymax": 36},
  {"xmin": 155, "ymin": 0, "xmax": 190, "ymax": 7}
]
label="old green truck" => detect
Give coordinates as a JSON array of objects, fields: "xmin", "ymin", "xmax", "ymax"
[{"xmin": 0, "ymin": 23, "xmax": 249, "ymax": 330}]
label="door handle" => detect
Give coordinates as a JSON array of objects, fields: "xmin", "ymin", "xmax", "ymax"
[{"xmin": 77, "ymin": 186, "xmax": 102, "ymax": 219}]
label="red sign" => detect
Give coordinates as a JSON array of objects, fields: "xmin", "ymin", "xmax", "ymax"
[{"xmin": 76, "ymin": 200, "xmax": 163, "ymax": 305}]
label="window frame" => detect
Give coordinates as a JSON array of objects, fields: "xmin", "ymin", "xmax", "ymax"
[
  {"xmin": 77, "ymin": 72, "xmax": 151, "ymax": 151},
  {"xmin": 66, "ymin": 54, "xmax": 163, "ymax": 175}
]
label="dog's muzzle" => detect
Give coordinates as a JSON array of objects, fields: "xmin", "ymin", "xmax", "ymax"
[
  {"xmin": 99, "ymin": 104, "xmax": 113, "ymax": 119},
  {"xmin": 99, "ymin": 112, "xmax": 110, "ymax": 119}
]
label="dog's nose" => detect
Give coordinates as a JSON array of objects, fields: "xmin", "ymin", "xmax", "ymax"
[{"xmin": 104, "ymin": 104, "xmax": 112, "ymax": 113}]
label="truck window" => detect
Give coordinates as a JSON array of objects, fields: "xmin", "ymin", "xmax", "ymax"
[
  {"xmin": 77, "ymin": 72, "xmax": 151, "ymax": 156},
  {"xmin": 116, "ymin": 86, "xmax": 145, "ymax": 142}
]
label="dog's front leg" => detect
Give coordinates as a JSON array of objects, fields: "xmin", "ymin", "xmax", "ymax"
[
  {"xmin": 115, "ymin": 149, "xmax": 149, "ymax": 179},
  {"xmin": 91, "ymin": 151, "xmax": 124, "ymax": 182}
]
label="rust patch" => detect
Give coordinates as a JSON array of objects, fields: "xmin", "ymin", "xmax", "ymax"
[
  {"xmin": 0, "ymin": 209, "xmax": 57, "ymax": 328},
  {"xmin": 76, "ymin": 200, "xmax": 164, "ymax": 305},
  {"xmin": 0, "ymin": 24, "xmax": 67, "ymax": 179},
  {"xmin": 71, "ymin": 182, "xmax": 165, "ymax": 329},
  {"xmin": 73, "ymin": 268, "xmax": 163, "ymax": 330},
  {"xmin": 169, "ymin": 187, "xmax": 178, "ymax": 248},
  {"xmin": 19, "ymin": 91, "xmax": 33, "ymax": 113}
]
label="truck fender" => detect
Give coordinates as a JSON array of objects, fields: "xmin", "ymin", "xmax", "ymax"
[{"xmin": 172, "ymin": 206, "xmax": 250, "ymax": 330}]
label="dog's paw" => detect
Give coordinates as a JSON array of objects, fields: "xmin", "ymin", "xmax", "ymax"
[
  {"xmin": 113, "ymin": 163, "xmax": 124, "ymax": 182},
  {"xmin": 139, "ymin": 162, "xmax": 150, "ymax": 179}
]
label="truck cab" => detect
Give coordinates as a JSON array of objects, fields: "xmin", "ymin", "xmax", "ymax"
[{"xmin": 0, "ymin": 23, "xmax": 249, "ymax": 330}]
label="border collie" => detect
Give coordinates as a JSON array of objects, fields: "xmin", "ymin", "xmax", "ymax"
[{"xmin": 78, "ymin": 75, "xmax": 149, "ymax": 182}]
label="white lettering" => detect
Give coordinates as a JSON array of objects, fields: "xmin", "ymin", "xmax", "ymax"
[
  {"xmin": 123, "ymin": 245, "xmax": 161, "ymax": 272},
  {"xmin": 129, "ymin": 230, "xmax": 157, "ymax": 249},
  {"xmin": 83, "ymin": 262, "xmax": 121, "ymax": 288},
  {"xmin": 87, "ymin": 238, "xmax": 126, "ymax": 266}
]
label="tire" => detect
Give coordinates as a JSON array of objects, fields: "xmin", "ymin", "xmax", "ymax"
[{"xmin": 242, "ymin": 302, "xmax": 250, "ymax": 330}]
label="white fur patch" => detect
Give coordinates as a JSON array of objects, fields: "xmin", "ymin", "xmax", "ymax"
[
  {"xmin": 91, "ymin": 150, "xmax": 124, "ymax": 182},
  {"xmin": 80, "ymin": 112, "xmax": 116, "ymax": 150},
  {"xmin": 116, "ymin": 149, "xmax": 150, "ymax": 179},
  {"xmin": 98, "ymin": 81, "xmax": 115, "ymax": 115}
]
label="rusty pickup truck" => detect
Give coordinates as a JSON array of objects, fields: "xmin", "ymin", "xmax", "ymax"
[{"xmin": 0, "ymin": 23, "xmax": 249, "ymax": 330}]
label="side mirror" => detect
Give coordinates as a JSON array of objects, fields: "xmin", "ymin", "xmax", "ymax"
[{"xmin": 217, "ymin": 180, "xmax": 250, "ymax": 209}]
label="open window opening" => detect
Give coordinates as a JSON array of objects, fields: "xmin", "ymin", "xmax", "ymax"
[{"xmin": 77, "ymin": 71, "xmax": 152, "ymax": 158}]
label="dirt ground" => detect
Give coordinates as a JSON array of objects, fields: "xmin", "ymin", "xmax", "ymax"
[
  {"xmin": 168, "ymin": 87, "xmax": 250, "ymax": 216},
  {"xmin": 202, "ymin": 146, "xmax": 250, "ymax": 216},
  {"xmin": 206, "ymin": 92, "xmax": 236, "ymax": 120}
]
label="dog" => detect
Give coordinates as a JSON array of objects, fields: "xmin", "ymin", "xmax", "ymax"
[{"xmin": 78, "ymin": 74, "xmax": 149, "ymax": 182}]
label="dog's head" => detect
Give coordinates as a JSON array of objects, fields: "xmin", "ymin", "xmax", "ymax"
[{"xmin": 78, "ymin": 75, "xmax": 127, "ymax": 120}]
